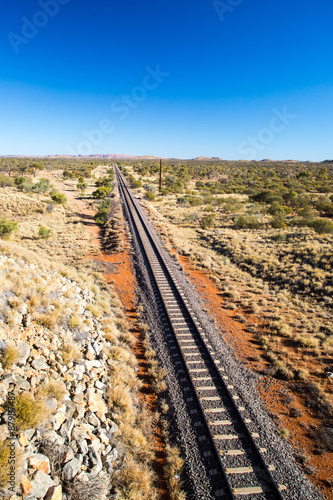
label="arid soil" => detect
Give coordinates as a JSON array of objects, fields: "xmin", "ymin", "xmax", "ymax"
[{"xmin": 178, "ymin": 254, "xmax": 333, "ymax": 500}]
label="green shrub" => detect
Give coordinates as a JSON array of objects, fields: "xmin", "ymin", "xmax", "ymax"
[
  {"xmin": 0, "ymin": 175, "xmax": 14, "ymax": 187},
  {"xmin": 268, "ymin": 201, "xmax": 285, "ymax": 215},
  {"xmin": 271, "ymin": 213, "xmax": 287, "ymax": 229},
  {"xmin": 145, "ymin": 191, "xmax": 156, "ymax": 201},
  {"xmin": 33, "ymin": 178, "xmax": 50, "ymax": 193},
  {"xmin": 0, "ymin": 217, "xmax": 18, "ymax": 239},
  {"xmin": 188, "ymin": 196, "xmax": 202, "ymax": 206},
  {"xmin": 234, "ymin": 214, "xmax": 260, "ymax": 229},
  {"xmin": 94, "ymin": 199, "xmax": 111, "ymax": 225},
  {"xmin": 92, "ymin": 186, "xmax": 111, "ymax": 199},
  {"xmin": 311, "ymin": 218, "xmax": 333, "ymax": 234},
  {"xmin": 38, "ymin": 226, "xmax": 52, "ymax": 239},
  {"xmin": 199, "ymin": 214, "xmax": 215, "ymax": 229},
  {"xmin": 95, "ymin": 176, "xmax": 113, "ymax": 187},
  {"xmin": 77, "ymin": 181, "xmax": 88, "ymax": 192},
  {"xmin": 51, "ymin": 191, "xmax": 67, "ymax": 204},
  {"xmin": 177, "ymin": 196, "xmax": 188, "ymax": 205}
]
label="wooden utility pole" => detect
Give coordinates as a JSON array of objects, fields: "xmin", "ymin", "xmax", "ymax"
[{"xmin": 159, "ymin": 159, "xmax": 162, "ymax": 191}]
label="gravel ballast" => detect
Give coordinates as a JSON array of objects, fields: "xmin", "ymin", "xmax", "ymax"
[{"xmin": 119, "ymin": 181, "xmax": 323, "ymax": 500}]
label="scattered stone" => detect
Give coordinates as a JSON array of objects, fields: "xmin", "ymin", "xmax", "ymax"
[
  {"xmin": 16, "ymin": 343, "xmax": 31, "ymax": 365},
  {"xmin": 87, "ymin": 389, "xmax": 108, "ymax": 418},
  {"xmin": 29, "ymin": 453, "xmax": 51, "ymax": 474},
  {"xmin": 53, "ymin": 411, "xmax": 67, "ymax": 431},
  {"xmin": 78, "ymin": 439, "xmax": 88, "ymax": 455},
  {"xmin": 15, "ymin": 376, "xmax": 31, "ymax": 390},
  {"xmin": 45, "ymin": 485, "xmax": 62, "ymax": 500},
  {"xmin": 85, "ymin": 360, "xmax": 101, "ymax": 371},
  {"xmin": 21, "ymin": 475, "xmax": 33, "ymax": 495},
  {"xmin": 62, "ymin": 458, "xmax": 82, "ymax": 481},
  {"xmin": 60, "ymin": 418, "xmax": 75, "ymax": 440},
  {"xmin": 32, "ymin": 356, "xmax": 46, "ymax": 370},
  {"xmin": 88, "ymin": 445, "xmax": 103, "ymax": 472},
  {"xmin": 85, "ymin": 344, "xmax": 96, "ymax": 360},
  {"xmin": 18, "ymin": 432, "xmax": 29, "ymax": 447},
  {"xmin": 95, "ymin": 380, "xmax": 105, "ymax": 390},
  {"xmin": 30, "ymin": 471, "xmax": 55, "ymax": 498},
  {"xmin": 86, "ymin": 412, "xmax": 100, "ymax": 427},
  {"xmin": 98, "ymin": 429, "xmax": 109, "ymax": 446},
  {"xmin": 63, "ymin": 448, "xmax": 74, "ymax": 463},
  {"xmin": 106, "ymin": 447, "xmax": 118, "ymax": 462}
]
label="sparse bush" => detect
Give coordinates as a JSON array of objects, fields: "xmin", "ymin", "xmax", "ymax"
[
  {"xmin": 311, "ymin": 218, "xmax": 333, "ymax": 234},
  {"xmin": 279, "ymin": 428, "xmax": 290, "ymax": 439},
  {"xmin": 51, "ymin": 191, "xmax": 67, "ymax": 204},
  {"xmin": 164, "ymin": 444, "xmax": 185, "ymax": 500},
  {"xmin": 114, "ymin": 456, "xmax": 157, "ymax": 500},
  {"xmin": 33, "ymin": 178, "xmax": 50, "ymax": 193},
  {"xmin": 65, "ymin": 473, "xmax": 109, "ymax": 500},
  {"xmin": 188, "ymin": 196, "xmax": 202, "ymax": 206},
  {"xmin": 271, "ymin": 212, "xmax": 287, "ymax": 229},
  {"xmin": 0, "ymin": 174, "xmax": 14, "ymax": 187},
  {"xmin": 92, "ymin": 186, "xmax": 111, "ymax": 199},
  {"xmin": 199, "ymin": 213, "xmax": 215, "ymax": 229},
  {"xmin": 234, "ymin": 214, "xmax": 260, "ymax": 229},
  {"xmin": 145, "ymin": 191, "xmax": 156, "ymax": 201},
  {"xmin": 0, "ymin": 217, "xmax": 18, "ymax": 239},
  {"xmin": 38, "ymin": 226, "xmax": 52, "ymax": 239}
]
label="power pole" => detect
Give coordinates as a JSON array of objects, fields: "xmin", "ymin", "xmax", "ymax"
[{"xmin": 159, "ymin": 159, "xmax": 162, "ymax": 191}]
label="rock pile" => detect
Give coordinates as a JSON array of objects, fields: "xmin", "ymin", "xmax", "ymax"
[{"xmin": 0, "ymin": 253, "xmax": 133, "ymax": 500}]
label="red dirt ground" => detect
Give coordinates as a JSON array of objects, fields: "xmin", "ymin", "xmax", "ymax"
[{"xmin": 179, "ymin": 254, "xmax": 333, "ymax": 500}]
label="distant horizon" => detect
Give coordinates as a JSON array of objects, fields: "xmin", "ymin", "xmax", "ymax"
[{"xmin": 0, "ymin": 154, "xmax": 332, "ymax": 164}]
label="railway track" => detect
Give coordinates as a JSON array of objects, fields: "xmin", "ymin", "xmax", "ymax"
[{"xmin": 116, "ymin": 166, "xmax": 286, "ymax": 499}]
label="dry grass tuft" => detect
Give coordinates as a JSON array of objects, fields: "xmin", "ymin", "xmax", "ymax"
[
  {"xmin": 62, "ymin": 342, "xmax": 82, "ymax": 364},
  {"xmin": 0, "ymin": 345, "xmax": 18, "ymax": 371},
  {"xmin": 37, "ymin": 379, "xmax": 67, "ymax": 403},
  {"xmin": 65, "ymin": 473, "xmax": 109, "ymax": 500},
  {"xmin": 114, "ymin": 456, "xmax": 157, "ymax": 500},
  {"xmin": 164, "ymin": 444, "xmax": 185, "ymax": 500},
  {"xmin": 6, "ymin": 392, "xmax": 51, "ymax": 431}
]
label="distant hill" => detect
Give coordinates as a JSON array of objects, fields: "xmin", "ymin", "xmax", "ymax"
[{"xmin": 192, "ymin": 156, "xmax": 223, "ymax": 161}]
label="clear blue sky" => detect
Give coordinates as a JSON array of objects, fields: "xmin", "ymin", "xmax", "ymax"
[{"xmin": 1, "ymin": 0, "xmax": 332, "ymax": 160}]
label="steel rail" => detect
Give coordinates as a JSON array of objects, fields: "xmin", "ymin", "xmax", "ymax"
[{"xmin": 116, "ymin": 166, "xmax": 284, "ymax": 500}]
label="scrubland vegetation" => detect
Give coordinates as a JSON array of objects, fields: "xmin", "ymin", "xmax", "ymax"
[
  {"xmin": 0, "ymin": 157, "xmax": 169, "ymax": 499},
  {"xmin": 120, "ymin": 159, "xmax": 333, "ymax": 446}
]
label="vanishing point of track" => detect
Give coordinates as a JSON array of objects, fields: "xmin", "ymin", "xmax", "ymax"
[{"xmin": 116, "ymin": 166, "xmax": 286, "ymax": 499}]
